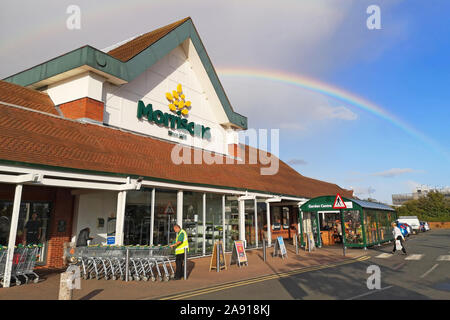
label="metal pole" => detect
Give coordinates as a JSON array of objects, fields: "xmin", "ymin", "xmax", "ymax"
[
  {"xmin": 125, "ymin": 248, "xmax": 129, "ymax": 282},
  {"xmin": 266, "ymin": 202, "xmax": 271, "ymax": 247},
  {"xmin": 295, "ymin": 234, "xmax": 299, "ymax": 255},
  {"xmin": 184, "ymin": 247, "xmax": 187, "ymax": 280},
  {"xmin": 263, "ymin": 239, "xmax": 266, "ymax": 262},
  {"xmin": 254, "ymin": 198, "xmax": 258, "ymax": 248},
  {"xmin": 150, "ymin": 188, "xmax": 155, "ymax": 246},
  {"xmin": 216, "ymin": 243, "xmax": 220, "ymax": 273}
]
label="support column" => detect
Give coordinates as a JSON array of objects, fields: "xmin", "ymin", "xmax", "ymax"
[
  {"xmin": 202, "ymin": 193, "xmax": 206, "ymax": 256},
  {"xmin": 3, "ymin": 184, "xmax": 23, "ymax": 288},
  {"xmin": 238, "ymin": 200, "xmax": 245, "ymax": 246},
  {"xmin": 266, "ymin": 202, "xmax": 271, "ymax": 246},
  {"xmin": 115, "ymin": 191, "xmax": 127, "ymax": 246},
  {"xmin": 150, "ymin": 188, "xmax": 155, "ymax": 246},
  {"xmin": 222, "ymin": 195, "xmax": 226, "ymax": 248},
  {"xmin": 177, "ymin": 190, "xmax": 183, "ymax": 228},
  {"xmin": 254, "ymin": 198, "xmax": 258, "ymax": 248}
]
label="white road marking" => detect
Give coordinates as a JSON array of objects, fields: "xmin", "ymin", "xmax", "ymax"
[
  {"xmin": 405, "ymin": 254, "xmax": 424, "ymax": 260},
  {"xmin": 375, "ymin": 253, "xmax": 392, "ymax": 258},
  {"xmin": 420, "ymin": 264, "xmax": 439, "ymax": 278},
  {"xmin": 346, "ymin": 286, "xmax": 394, "ymax": 300},
  {"xmin": 437, "ymin": 255, "xmax": 450, "ymax": 261}
]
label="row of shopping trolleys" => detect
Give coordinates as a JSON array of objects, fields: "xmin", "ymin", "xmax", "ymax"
[
  {"xmin": 0, "ymin": 245, "xmax": 40, "ymax": 287},
  {"xmin": 66, "ymin": 246, "xmax": 176, "ymax": 282}
]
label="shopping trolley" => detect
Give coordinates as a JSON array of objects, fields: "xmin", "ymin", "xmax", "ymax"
[
  {"xmin": 66, "ymin": 245, "xmax": 176, "ymax": 282},
  {"xmin": 0, "ymin": 245, "xmax": 40, "ymax": 287}
]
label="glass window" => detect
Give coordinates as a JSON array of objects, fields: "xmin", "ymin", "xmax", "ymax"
[
  {"xmin": 343, "ymin": 210, "xmax": 364, "ymax": 245},
  {"xmin": 153, "ymin": 189, "xmax": 177, "ymax": 246},
  {"xmin": 183, "ymin": 191, "xmax": 203, "ymax": 256},
  {"xmin": 379, "ymin": 212, "xmax": 394, "ymax": 242},
  {"xmin": 0, "ymin": 201, "xmax": 51, "ymax": 264},
  {"xmin": 205, "ymin": 193, "xmax": 223, "ymax": 254},
  {"xmin": 272, "ymin": 206, "xmax": 281, "ymax": 231},
  {"xmin": 224, "ymin": 195, "xmax": 239, "ymax": 252},
  {"xmin": 256, "ymin": 201, "xmax": 267, "ymax": 243},
  {"xmin": 302, "ymin": 212, "xmax": 320, "ymax": 246},
  {"xmin": 364, "ymin": 210, "xmax": 379, "ymax": 245},
  {"xmin": 124, "ymin": 190, "xmax": 152, "ymax": 245},
  {"xmin": 282, "ymin": 207, "xmax": 289, "ymax": 229},
  {"xmin": 244, "ymin": 200, "xmax": 256, "ymax": 248}
]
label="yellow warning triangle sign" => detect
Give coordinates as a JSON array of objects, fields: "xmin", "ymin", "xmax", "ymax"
[
  {"xmin": 164, "ymin": 202, "xmax": 175, "ymax": 214},
  {"xmin": 333, "ymin": 193, "xmax": 347, "ymax": 209}
]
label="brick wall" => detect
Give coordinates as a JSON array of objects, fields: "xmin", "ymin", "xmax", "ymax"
[
  {"xmin": 0, "ymin": 184, "xmax": 74, "ymax": 268},
  {"xmin": 428, "ymin": 221, "xmax": 450, "ymax": 229},
  {"xmin": 46, "ymin": 188, "xmax": 74, "ymax": 268},
  {"xmin": 59, "ymin": 97, "xmax": 104, "ymax": 122}
]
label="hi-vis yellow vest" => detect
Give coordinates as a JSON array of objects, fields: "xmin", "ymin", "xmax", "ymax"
[{"xmin": 175, "ymin": 229, "xmax": 189, "ymax": 255}]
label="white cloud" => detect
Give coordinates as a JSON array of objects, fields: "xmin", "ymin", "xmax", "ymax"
[
  {"xmin": 222, "ymin": 77, "xmax": 359, "ymax": 133},
  {"xmin": 287, "ymin": 158, "xmax": 307, "ymax": 166},
  {"xmin": 353, "ymin": 186, "xmax": 376, "ymax": 195},
  {"xmin": 372, "ymin": 168, "xmax": 415, "ymax": 178},
  {"xmin": 315, "ymin": 105, "xmax": 358, "ymax": 121}
]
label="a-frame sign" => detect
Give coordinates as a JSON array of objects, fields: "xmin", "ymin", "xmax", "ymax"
[{"xmin": 333, "ymin": 193, "xmax": 347, "ymax": 209}]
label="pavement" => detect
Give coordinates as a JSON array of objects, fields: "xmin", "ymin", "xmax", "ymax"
[{"xmin": 0, "ymin": 240, "xmax": 365, "ymax": 300}]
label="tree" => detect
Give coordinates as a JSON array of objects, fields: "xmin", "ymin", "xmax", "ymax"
[{"xmin": 396, "ymin": 191, "xmax": 450, "ymax": 222}]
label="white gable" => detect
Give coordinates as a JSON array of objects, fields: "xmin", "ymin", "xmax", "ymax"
[{"xmin": 103, "ymin": 41, "xmax": 238, "ymax": 155}]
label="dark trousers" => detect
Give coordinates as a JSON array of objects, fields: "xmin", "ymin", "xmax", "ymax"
[
  {"xmin": 175, "ymin": 253, "xmax": 185, "ymax": 279},
  {"xmin": 392, "ymin": 236, "xmax": 406, "ymax": 254}
]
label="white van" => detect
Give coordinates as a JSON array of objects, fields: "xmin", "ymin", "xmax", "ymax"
[{"xmin": 397, "ymin": 216, "xmax": 421, "ymax": 234}]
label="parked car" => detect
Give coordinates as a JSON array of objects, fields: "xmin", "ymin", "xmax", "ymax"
[
  {"xmin": 397, "ymin": 216, "xmax": 421, "ymax": 234},
  {"xmin": 397, "ymin": 222, "xmax": 410, "ymax": 237},
  {"xmin": 420, "ymin": 221, "xmax": 430, "ymax": 232}
]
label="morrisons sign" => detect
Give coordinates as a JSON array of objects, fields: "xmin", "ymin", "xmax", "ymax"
[{"xmin": 137, "ymin": 100, "xmax": 211, "ymax": 140}]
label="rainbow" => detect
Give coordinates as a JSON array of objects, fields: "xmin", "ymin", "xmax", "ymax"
[{"xmin": 216, "ymin": 67, "xmax": 449, "ymax": 160}]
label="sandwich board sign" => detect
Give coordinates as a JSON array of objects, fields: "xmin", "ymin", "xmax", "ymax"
[
  {"xmin": 333, "ymin": 194, "xmax": 347, "ymax": 209},
  {"xmin": 273, "ymin": 236, "xmax": 288, "ymax": 259},
  {"xmin": 230, "ymin": 240, "xmax": 248, "ymax": 267},
  {"xmin": 210, "ymin": 241, "xmax": 227, "ymax": 271}
]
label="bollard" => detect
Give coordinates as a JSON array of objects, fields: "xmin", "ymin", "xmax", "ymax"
[
  {"xmin": 125, "ymin": 248, "xmax": 129, "ymax": 282},
  {"xmin": 263, "ymin": 239, "xmax": 266, "ymax": 262},
  {"xmin": 58, "ymin": 272, "xmax": 73, "ymax": 300},
  {"xmin": 216, "ymin": 245, "xmax": 220, "ymax": 273},
  {"xmin": 343, "ymin": 243, "xmax": 346, "ymax": 257},
  {"xmin": 295, "ymin": 235, "xmax": 299, "ymax": 255},
  {"xmin": 183, "ymin": 247, "xmax": 187, "ymax": 280}
]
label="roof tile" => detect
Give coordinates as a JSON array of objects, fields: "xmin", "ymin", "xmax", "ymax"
[
  {"xmin": 0, "ymin": 80, "xmax": 58, "ymax": 115},
  {"xmin": 0, "ymin": 104, "xmax": 353, "ymax": 198},
  {"xmin": 107, "ymin": 17, "xmax": 191, "ymax": 62}
]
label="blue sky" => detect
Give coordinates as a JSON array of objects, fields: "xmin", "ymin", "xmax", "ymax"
[{"xmin": 1, "ymin": 0, "xmax": 449, "ymax": 203}]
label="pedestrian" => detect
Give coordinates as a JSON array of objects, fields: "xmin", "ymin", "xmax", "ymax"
[
  {"xmin": 76, "ymin": 227, "xmax": 94, "ymax": 247},
  {"xmin": 23, "ymin": 212, "xmax": 41, "ymax": 245},
  {"xmin": 170, "ymin": 224, "xmax": 189, "ymax": 280},
  {"xmin": 336, "ymin": 220, "xmax": 343, "ymax": 243},
  {"xmin": 391, "ymin": 222, "xmax": 407, "ymax": 255}
]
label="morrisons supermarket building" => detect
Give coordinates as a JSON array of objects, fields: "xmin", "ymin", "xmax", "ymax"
[{"xmin": 0, "ymin": 17, "xmax": 353, "ymax": 268}]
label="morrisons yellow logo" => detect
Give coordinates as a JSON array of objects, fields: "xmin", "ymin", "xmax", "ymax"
[{"xmin": 165, "ymin": 84, "xmax": 191, "ymax": 116}]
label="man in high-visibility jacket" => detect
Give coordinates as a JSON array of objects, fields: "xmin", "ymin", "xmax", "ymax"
[{"xmin": 170, "ymin": 224, "xmax": 189, "ymax": 280}]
